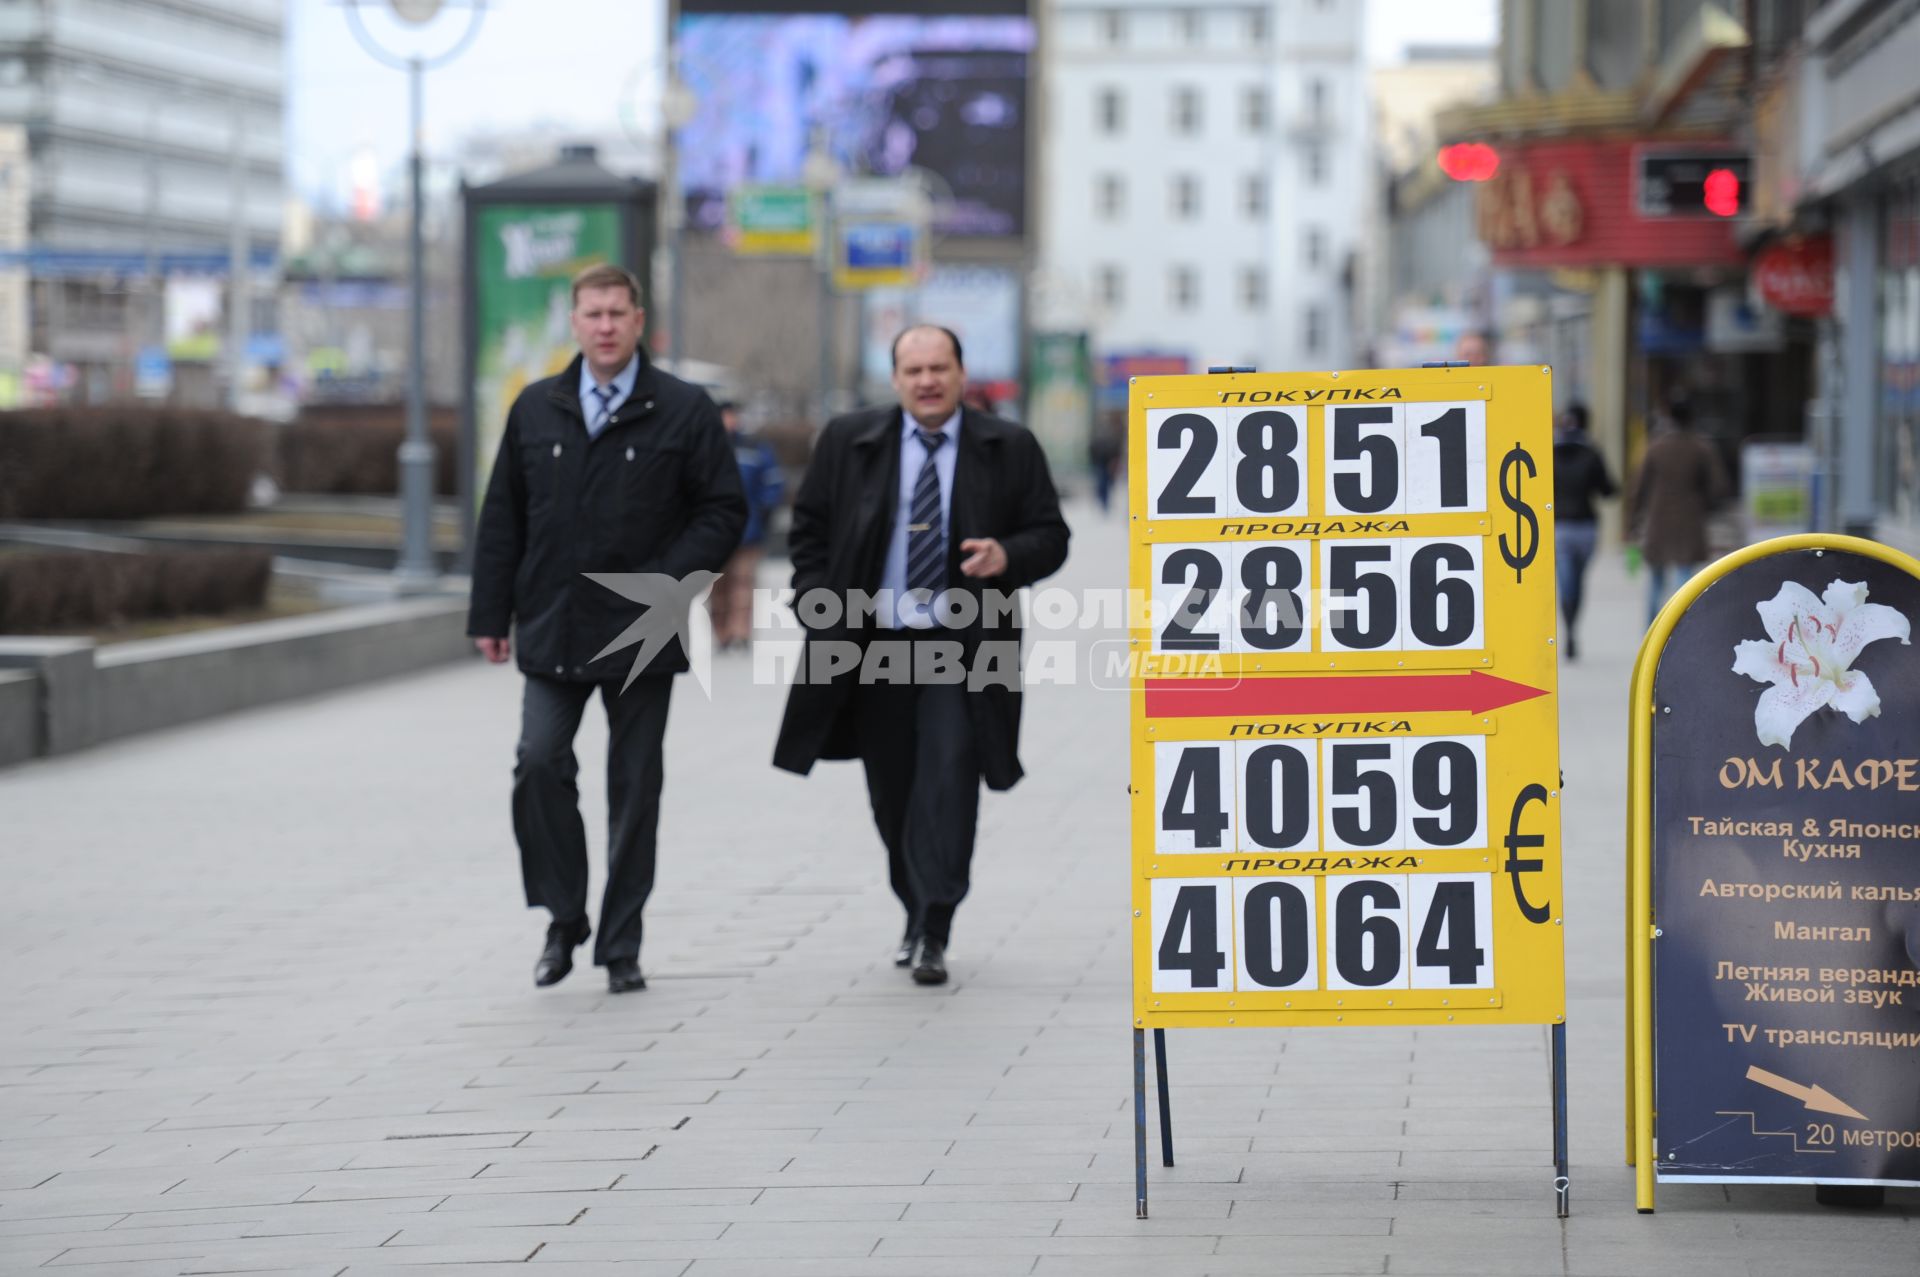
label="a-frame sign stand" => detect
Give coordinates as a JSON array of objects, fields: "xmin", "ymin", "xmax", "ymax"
[{"xmin": 1125, "ymin": 364, "xmax": 1570, "ymax": 1219}]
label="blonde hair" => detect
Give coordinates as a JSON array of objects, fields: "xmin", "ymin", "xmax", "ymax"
[{"xmin": 570, "ymin": 262, "xmax": 643, "ymax": 308}]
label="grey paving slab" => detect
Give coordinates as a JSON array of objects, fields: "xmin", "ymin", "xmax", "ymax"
[{"xmin": 3, "ymin": 499, "xmax": 1917, "ymax": 1277}]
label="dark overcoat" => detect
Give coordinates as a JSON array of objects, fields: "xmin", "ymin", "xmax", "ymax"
[
  {"xmin": 771, "ymin": 405, "xmax": 1070, "ymax": 791},
  {"xmin": 1627, "ymin": 428, "xmax": 1729, "ymax": 567},
  {"xmin": 467, "ymin": 353, "xmax": 747, "ymax": 680}
]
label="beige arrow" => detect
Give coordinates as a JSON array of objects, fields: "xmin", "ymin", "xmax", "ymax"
[{"xmin": 1745, "ymin": 1065, "xmax": 1868, "ymax": 1120}]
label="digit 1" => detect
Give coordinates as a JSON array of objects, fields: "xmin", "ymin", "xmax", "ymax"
[{"xmin": 1418, "ymin": 407, "xmax": 1468, "ymax": 508}]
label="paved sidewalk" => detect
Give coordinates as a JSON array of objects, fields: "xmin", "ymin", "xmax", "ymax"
[{"xmin": 1, "ymin": 499, "xmax": 1914, "ymax": 1276}]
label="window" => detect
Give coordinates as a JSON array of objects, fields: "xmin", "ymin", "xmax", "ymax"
[
  {"xmin": 1305, "ymin": 144, "xmax": 1327, "ymax": 185},
  {"xmin": 1178, "ymin": 10, "xmax": 1202, "ymax": 45},
  {"xmin": 1242, "ymin": 173, "xmax": 1267, "ymax": 219},
  {"xmin": 1587, "ymin": 0, "xmax": 1643, "ymax": 89},
  {"xmin": 1171, "ymin": 173, "xmax": 1200, "ymax": 219},
  {"xmin": 1095, "ymin": 173, "xmax": 1125, "ymax": 219},
  {"xmin": 1098, "ymin": 264, "xmax": 1124, "ymax": 308},
  {"xmin": 1173, "ymin": 86, "xmax": 1201, "ymax": 135},
  {"xmin": 1534, "ymin": 0, "xmax": 1578, "ymax": 93},
  {"xmin": 1097, "ymin": 87, "xmax": 1124, "ymax": 134},
  {"xmin": 1307, "ymin": 77, "xmax": 1326, "ymax": 122},
  {"xmin": 1659, "ymin": 0, "xmax": 1706, "ymax": 50},
  {"xmin": 1243, "ymin": 85, "xmax": 1268, "ymax": 133},
  {"xmin": 1304, "ymin": 304, "xmax": 1325, "ymax": 354},
  {"xmin": 1304, "ymin": 225, "xmax": 1325, "ymax": 269},
  {"xmin": 1102, "ymin": 9, "xmax": 1126, "ymax": 46},
  {"xmin": 1171, "ymin": 265, "xmax": 1199, "ymax": 310},
  {"xmin": 1240, "ymin": 266, "xmax": 1267, "ymax": 309},
  {"xmin": 1247, "ymin": 8, "xmax": 1268, "ymax": 45}
]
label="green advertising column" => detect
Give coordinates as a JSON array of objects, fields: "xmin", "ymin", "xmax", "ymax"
[{"xmin": 460, "ymin": 147, "xmax": 656, "ymax": 566}]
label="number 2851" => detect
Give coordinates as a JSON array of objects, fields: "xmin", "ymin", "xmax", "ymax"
[{"xmin": 1147, "ymin": 402, "xmax": 1487, "ymax": 519}]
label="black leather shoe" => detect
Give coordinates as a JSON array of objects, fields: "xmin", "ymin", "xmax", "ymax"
[
  {"xmin": 606, "ymin": 958, "xmax": 647, "ymax": 993},
  {"xmin": 534, "ymin": 917, "xmax": 590, "ymax": 988},
  {"xmin": 911, "ymin": 937, "xmax": 948, "ymax": 986},
  {"xmin": 893, "ymin": 932, "xmax": 919, "ymax": 968}
]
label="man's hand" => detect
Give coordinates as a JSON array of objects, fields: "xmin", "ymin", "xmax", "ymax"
[
  {"xmin": 959, "ymin": 537, "xmax": 1008, "ymax": 578},
  {"xmin": 475, "ymin": 636, "xmax": 512, "ymax": 663}
]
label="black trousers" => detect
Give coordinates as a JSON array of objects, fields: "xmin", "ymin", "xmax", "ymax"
[
  {"xmin": 512, "ymin": 674, "xmax": 673, "ymax": 966},
  {"xmin": 852, "ymin": 678, "xmax": 980, "ymax": 947}
]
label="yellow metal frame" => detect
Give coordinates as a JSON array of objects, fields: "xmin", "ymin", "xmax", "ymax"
[{"xmin": 1624, "ymin": 533, "xmax": 1920, "ymax": 1212}]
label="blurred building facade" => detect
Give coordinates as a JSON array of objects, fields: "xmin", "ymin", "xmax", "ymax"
[
  {"xmin": 1431, "ymin": 0, "xmax": 1918, "ymax": 551},
  {"xmin": 1438, "ymin": 0, "xmax": 1813, "ymax": 549},
  {"xmin": 0, "ymin": 0, "xmax": 284, "ymax": 405},
  {"xmin": 1367, "ymin": 44, "xmax": 1497, "ymax": 367},
  {"xmin": 1040, "ymin": 0, "xmax": 1369, "ymax": 379},
  {"xmin": 1794, "ymin": 0, "xmax": 1920, "ymax": 546}
]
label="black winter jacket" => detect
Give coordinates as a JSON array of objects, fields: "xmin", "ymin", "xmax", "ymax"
[{"xmin": 467, "ymin": 353, "xmax": 747, "ymax": 681}]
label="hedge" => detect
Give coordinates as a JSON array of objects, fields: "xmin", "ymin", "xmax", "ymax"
[
  {"xmin": 0, "ymin": 547, "xmax": 273, "ymax": 632},
  {"xmin": 278, "ymin": 404, "xmax": 459, "ymax": 496},
  {"xmin": 0, "ymin": 408, "xmax": 264, "ymax": 520}
]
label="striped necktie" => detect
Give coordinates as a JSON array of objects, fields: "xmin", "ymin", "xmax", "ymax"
[
  {"xmin": 589, "ymin": 385, "xmax": 613, "ymax": 436},
  {"xmin": 905, "ymin": 429, "xmax": 947, "ymax": 598}
]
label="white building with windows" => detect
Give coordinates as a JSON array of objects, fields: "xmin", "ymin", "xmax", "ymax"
[
  {"xmin": 1039, "ymin": 0, "xmax": 1368, "ymax": 375},
  {"xmin": 0, "ymin": 0, "xmax": 283, "ymax": 402}
]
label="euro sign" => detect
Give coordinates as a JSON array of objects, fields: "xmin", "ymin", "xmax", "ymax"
[
  {"xmin": 1499, "ymin": 445, "xmax": 1539, "ymax": 583},
  {"xmin": 1504, "ymin": 783, "xmax": 1551, "ymax": 924}
]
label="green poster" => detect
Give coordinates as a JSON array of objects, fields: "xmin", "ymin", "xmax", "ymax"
[
  {"xmin": 472, "ymin": 203, "xmax": 623, "ymax": 509},
  {"xmin": 1026, "ymin": 331, "xmax": 1093, "ymax": 471}
]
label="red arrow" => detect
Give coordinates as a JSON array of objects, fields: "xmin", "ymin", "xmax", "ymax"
[{"xmin": 1145, "ymin": 671, "xmax": 1548, "ymax": 718}]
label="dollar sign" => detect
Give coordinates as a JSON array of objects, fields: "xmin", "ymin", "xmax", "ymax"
[{"xmin": 1499, "ymin": 445, "xmax": 1539, "ymax": 583}]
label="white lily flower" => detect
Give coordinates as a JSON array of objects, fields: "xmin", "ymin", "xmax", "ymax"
[{"xmin": 1731, "ymin": 579, "xmax": 1911, "ymax": 750}]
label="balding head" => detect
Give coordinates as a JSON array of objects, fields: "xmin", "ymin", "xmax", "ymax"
[{"xmin": 890, "ymin": 325, "xmax": 967, "ymax": 430}]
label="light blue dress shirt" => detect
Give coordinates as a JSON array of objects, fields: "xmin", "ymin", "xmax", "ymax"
[
  {"xmin": 881, "ymin": 408, "xmax": 961, "ymax": 629},
  {"xmin": 578, "ymin": 354, "xmax": 640, "ymax": 439}
]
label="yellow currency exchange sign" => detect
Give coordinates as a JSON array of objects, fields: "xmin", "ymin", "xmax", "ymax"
[{"xmin": 1129, "ymin": 366, "xmax": 1566, "ymax": 1030}]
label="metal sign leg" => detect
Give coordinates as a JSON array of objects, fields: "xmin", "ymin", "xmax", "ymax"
[
  {"xmin": 1133, "ymin": 1028, "xmax": 1149, "ymax": 1219},
  {"xmin": 1551, "ymin": 1020, "xmax": 1570, "ymax": 1217},
  {"xmin": 1153, "ymin": 1028, "xmax": 1174, "ymax": 1167}
]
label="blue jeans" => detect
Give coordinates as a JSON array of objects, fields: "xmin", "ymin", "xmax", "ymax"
[
  {"xmin": 1555, "ymin": 521, "xmax": 1598, "ymax": 631},
  {"xmin": 1646, "ymin": 561, "xmax": 1701, "ymax": 626}
]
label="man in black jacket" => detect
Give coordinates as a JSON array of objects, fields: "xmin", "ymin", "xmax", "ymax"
[
  {"xmin": 469, "ymin": 263, "xmax": 745, "ymax": 993},
  {"xmin": 773, "ymin": 325, "xmax": 1070, "ymax": 985},
  {"xmin": 1551, "ymin": 400, "xmax": 1616, "ymax": 659}
]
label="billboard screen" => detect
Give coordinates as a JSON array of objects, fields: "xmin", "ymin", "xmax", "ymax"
[{"xmin": 676, "ymin": 12, "xmax": 1031, "ymax": 238}]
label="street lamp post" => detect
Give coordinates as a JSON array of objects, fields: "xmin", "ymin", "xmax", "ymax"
[
  {"xmin": 803, "ymin": 132, "xmax": 841, "ymax": 423},
  {"xmin": 342, "ymin": 0, "xmax": 485, "ymax": 590}
]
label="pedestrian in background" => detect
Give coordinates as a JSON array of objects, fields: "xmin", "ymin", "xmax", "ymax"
[
  {"xmin": 1627, "ymin": 394, "xmax": 1729, "ymax": 625},
  {"xmin": 773, "ymin": 325, "xmax": 1070, "ymax": 986},
  {"xmin": 468, "ymin": 263, "xmax": 746, "ymax": 994},
  {"xmin": 1088, "ymin": 414, "xmax": 1123, "ymax": 514},
  {"xmin": 711, "ymin": 401, "xmax": 785, "ymax": 651},
  {"xmin": 1551, "ymin": 401, "xmax": 1615, "ymax": 659}
]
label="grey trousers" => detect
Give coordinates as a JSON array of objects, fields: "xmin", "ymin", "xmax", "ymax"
[
  {"xmin": 852, "ymin": 679, "xmax": 981, "ymax": 947},
  {"xmin": 512, "ymin": 674, "xmax": 673, "ymax": 966}
]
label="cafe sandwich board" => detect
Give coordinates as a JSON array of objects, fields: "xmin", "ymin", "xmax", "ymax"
[{"xmin": 1126, "ymin": 365, "xmax": 1569, "ymax": 1218}]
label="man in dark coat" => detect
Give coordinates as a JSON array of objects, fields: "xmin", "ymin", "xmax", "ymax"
[
  {"xmin": 1627, "ymin": 394, "xmax": 1729, "ymax": 625},
  {"xmin": 469, "ymin": 263, "xmax": 746, "ymax": 993},
  {"xmin": 773, "ymin": 325, "xmax": 1070, "ymax": 985}
]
